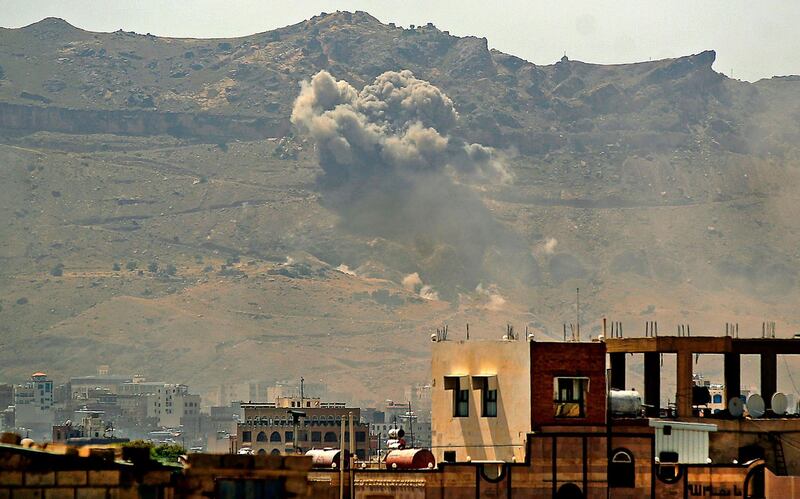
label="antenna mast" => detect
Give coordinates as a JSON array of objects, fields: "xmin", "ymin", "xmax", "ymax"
[{"xmin": 576, "ymin": 287, "xmax": 580, "ymax": 342}]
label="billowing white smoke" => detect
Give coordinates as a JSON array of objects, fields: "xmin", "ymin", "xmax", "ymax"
[
  {"xmin": 291, "ymin": 70, "xmax": 509, "ymax": 183},
  {"xmin": 291, "ymin": 70, "xmax": 533, "ymax": 297},
  {"xmin": 475, "ymin": 283, "xmax": 507, "ymax": 311},
  {"xmin": 402, "ymin": 272, "xmax": 439, "ymax": 301}
]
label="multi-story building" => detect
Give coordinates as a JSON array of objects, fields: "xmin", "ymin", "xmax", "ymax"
[
  {"xmin": 237, "ymin": 396, "xmax": 370, "ymax": 459},
  {"xmin": 69, "ymin": 374, "xmax": 134, "ymax": 400},
  {"xmin": 0, "ymin": 384, "xmax": 14, "ymax": 412},
  {"xmin": 431, "ymin": 339, "xmax": 533, "ymax": 463},
  {"xmin": 13, "ymin": 372, "xmax": 55, "ymax": 438}
]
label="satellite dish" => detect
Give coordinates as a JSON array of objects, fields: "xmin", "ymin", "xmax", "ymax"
[
  {"xmin": 772, "ymin": 392, "xmax": 788, "ymax": 416},
  {"xmin": 728, "ymin": 397, "xmax": 744, "ymax": 418},
  {"xmin": 746, "ymin": 394, "xmax": 765, "ymax": 418}
]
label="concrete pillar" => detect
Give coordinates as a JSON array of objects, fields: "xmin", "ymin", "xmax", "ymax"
[
  {"xmin": 676, "ymin": 351, "xmax": 693, "ymax": 418},
  {"xmin": 761, "ymin": 353, "xmax": 777, "ymax": 409},
  {"xmin": 644, "ymin": 352, "xmax": 661, "ymax": 417},
  {"xmin": 609, "ymin": 353, "xmax": 626, "ymax": 391},
  {"xmin": 724, "ymin": 353, "xmax": 741, "ymax": 404}
]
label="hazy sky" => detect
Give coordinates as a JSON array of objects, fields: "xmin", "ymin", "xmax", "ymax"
[{"xmin": 2, "ymin": 0, "xmax": 799, "ymax": 82}]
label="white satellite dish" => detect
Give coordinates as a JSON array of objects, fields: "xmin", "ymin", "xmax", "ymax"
[
  {"xmin": 772, "ymin": 392, "xmax": 788, "ymax": 416},
  {"xmin": 746, "ymin": 394, "xmax": 765, "ymax": 418},
  {"xmin": 728, "ymin": 397, "xmax": 744, "ymax": 418}
]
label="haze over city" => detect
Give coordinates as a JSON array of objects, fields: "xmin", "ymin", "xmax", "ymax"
[{"xmin": 1, "ymin": 2, "xmax": 800, "ymax": 497}]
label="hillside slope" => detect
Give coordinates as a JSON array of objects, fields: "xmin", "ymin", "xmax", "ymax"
[{"xmin": 2, "ymin": 12, "xmax": 800, "ymax": 404}]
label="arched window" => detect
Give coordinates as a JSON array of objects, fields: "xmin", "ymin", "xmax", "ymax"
[
  {"xmin": 270, "ymin": 431, "xmax": 281, "ymax": 442},
  {"xmin": 609, "ymin": 449, "xmax": 635, "ymax": 488},
  {"xmin": 324, "ymin": 431, "xmax": 338, "ymax": 443},
  {"xmin": 270, "ymin": 449, "xmax": 281, "ymax": 455},
  {"xmin": 257, "ymin": 449, "xmax": 267, "ymax": 455},
  {"xmin": 256, "ymin": 431, "xmax": 267, "ymax": 442}
]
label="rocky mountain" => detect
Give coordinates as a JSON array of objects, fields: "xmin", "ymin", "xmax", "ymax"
[{"xmin": 2, "ymin": 11, "xmax": 800, "ymax": 404}]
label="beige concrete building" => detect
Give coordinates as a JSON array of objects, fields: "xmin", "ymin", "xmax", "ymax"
[
  {"xmin": 431, "ymin": 339, "xmax": 531, "ymax": 463},
  {"xmin": 237, "ymin": 396, "xmax": 370, "ymax": 459}
]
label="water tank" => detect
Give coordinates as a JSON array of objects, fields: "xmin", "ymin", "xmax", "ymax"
[
  {"xmin": 384, "ymin": 449, "xmax": 436, "ymax": 469},
  {"xmin": 610, "ymin": 390, "xmax": 642, "ymax": 416},
  {"xmin": 305, "ymin": 449, "xmax": 350, "ymax": 469}
]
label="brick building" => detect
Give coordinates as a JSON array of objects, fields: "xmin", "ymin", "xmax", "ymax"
[
  {"xmin": 530, "ymin": 341, "xmax": 607, "ymax": 428},
  {"xmin": 237, "ymin": 396, "xmax": 370, "ymax": 459}
]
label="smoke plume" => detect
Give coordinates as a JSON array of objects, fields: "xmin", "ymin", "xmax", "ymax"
[{"xmin": 292, "ymin": 70, "xmax": 534, "ymax": 297}]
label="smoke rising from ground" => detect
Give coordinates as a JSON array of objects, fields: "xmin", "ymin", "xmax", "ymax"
[
  {"xmin": 292, "ymin": 70, "xmax": 535, "ymax": 297},
  {"xmin": 402, "ymin": 272, "xmax": 439, "ymax": 301},
  {"xmin": 291, "ymin": 70, "xmax": 509, "ymax": 184},
  {"xmin": 475, "ymin": 283, "xmax": 507, "ymax": 311}
]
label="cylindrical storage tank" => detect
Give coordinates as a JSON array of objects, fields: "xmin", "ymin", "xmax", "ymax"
[
  {"xmin": 610, "ymin": 390, "xmax": 642, "ymax": 416},
  {"xmin": 305, "ymin": 449, "xmax": 350, "ymax": 469},
  {"xmin": 384, "ymin": 449, "xmax": 436, "ymax": 470}
]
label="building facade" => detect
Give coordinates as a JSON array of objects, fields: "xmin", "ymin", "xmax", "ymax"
[
  {"xmin": 237, "ymin": 397, "xmax": 370, "ymax": 459},
  {"xmin": 13, "ymin": 372, "xmax": 54, "ymax": 438},
  {"xmin": 431, "ymin": 339, "xmax": 532, "ymax": 463}
]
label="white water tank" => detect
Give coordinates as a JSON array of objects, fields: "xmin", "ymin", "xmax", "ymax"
[{"xmin": 610, "ymin": 390, "xmax": 643, "ymax": 416}]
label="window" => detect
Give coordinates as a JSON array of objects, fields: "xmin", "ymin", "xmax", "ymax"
[
  {"xmin": 311, "ymin": 431, "xmax": 321, "ymax": 442},
  {"xmin": 356, "ymin": 431, "xmax": 366, "ymax": 442},
  {"xmin": 455, "ymin": 387, "xmax": 469, "ymax": 417},
  {"xmin": 242, "ymin": 431, "xmax": 252, "ymax": 442},
  {"xmin": 481, "ymin": 378, "xmax": 498, "ymax": 417},
  {"xmin": 284, "ymin": 431, "xmax": 293, "ymax": 442},
  {"xmin": 270, "ymin": 431, "xmax": 281, "ymax": 442},
  {"xmin": 445, "ymin": 376, "xmax": 469, "ymax": 417},
  {"xmin": 443, "ymin": 450, "xmax": 456, "ymax": 463},
  {"xmin": 324, "ymin": 431, "xmax": 338, "ymax": 443},
  {"xmin": 256, "ymin": 432, "xmax": 267, "ymax": 442},
  {"xmin": 554, "ymin": 377, "xmax": 588, "ymax": 418},
  {"xmin": 712, "ymin": 394, "xmax": 723, "ymax": 404},
  {"xmin": 609, "ymin": 449, "xmax": 635, "ymax": 488}
]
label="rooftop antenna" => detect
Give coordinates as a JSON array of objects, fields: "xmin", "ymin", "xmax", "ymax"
[
  {"xmin": 466, "ymin": 323, "xmax": 470, "ymax": 340},
  {"xmin": 576, "ymin": 287, "xmax": 581, "ymax": 342},
  {"xmin": 300, "ymin": 377, "xmax": 304, "ymax": 407}
]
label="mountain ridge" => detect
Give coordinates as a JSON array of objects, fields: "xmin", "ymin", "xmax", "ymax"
[{"xmin": 1, "ymin": 12, "xmax": 800, "ymax": 404}]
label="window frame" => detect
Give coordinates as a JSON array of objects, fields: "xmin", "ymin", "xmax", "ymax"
[
  {"xmin": 454, "ymin": 383, "xmax": 469, "ymax": 417},
  {"xmin": 481, "ymin": 379, "xmax": 498, "ymax": 418},
  {"xmin": 553, "ymin": 376, "xmax": 589, "ymax": 418}
]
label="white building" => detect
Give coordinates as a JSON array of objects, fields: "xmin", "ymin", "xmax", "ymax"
[
  {"xmin": 141, "ymin": 384, "xmax": 200, "ymax": 428},
  {"xmin": 14, "ymin": 372, "xmax": 55, "ymax": 437}
]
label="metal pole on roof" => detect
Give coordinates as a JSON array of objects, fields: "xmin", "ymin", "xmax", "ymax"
[
  {"xmin": 576, "ymin": 287, "xmax": 581, "ymax": 342},
  {"xmin": 339, "ymin": 415, "xmax": 345, "ymax": 499},
  {"xmin": 348, "ymin": 412, "xmax": 355, "ymax": 499}
]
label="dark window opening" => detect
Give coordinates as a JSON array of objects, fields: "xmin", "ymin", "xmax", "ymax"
[
  {"xmin": 284, "ymin": 431, "xmax": 293, "ymax": 442},
  {"xmin": 356, "ymin": 431, "xmax": 366, "ymax": 442},
  {"xmin": 609, "ymin": 449, "xmax": 635, "ymax": 488},
  {"xmin": 256, "ymin": 431, "xmax": 267, "ymax": 442},
  {"xmin": 482, "ymin": 380, "xmax": 498, "ymax": 418},
  {"xmin": 556, "ymin": 482, "xmax": 584, "ymax": 499},
  {"xmin": 554, "ymin": 377, "xmax": 587, "ymax": 418},
  {"xmin": 269, "ymin": 431, "xmax": 281, "ymax": 442},
  {"xmin": 311, "ymin": 431, "xmax": 321, "ymax": 442},
  {"xmin": 242, "ymin": 431, "xmax": 252, "ymax": 442},
  {"xmin": 443, "ymin": 450, "xmax": 456, "ymax": 463}
]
